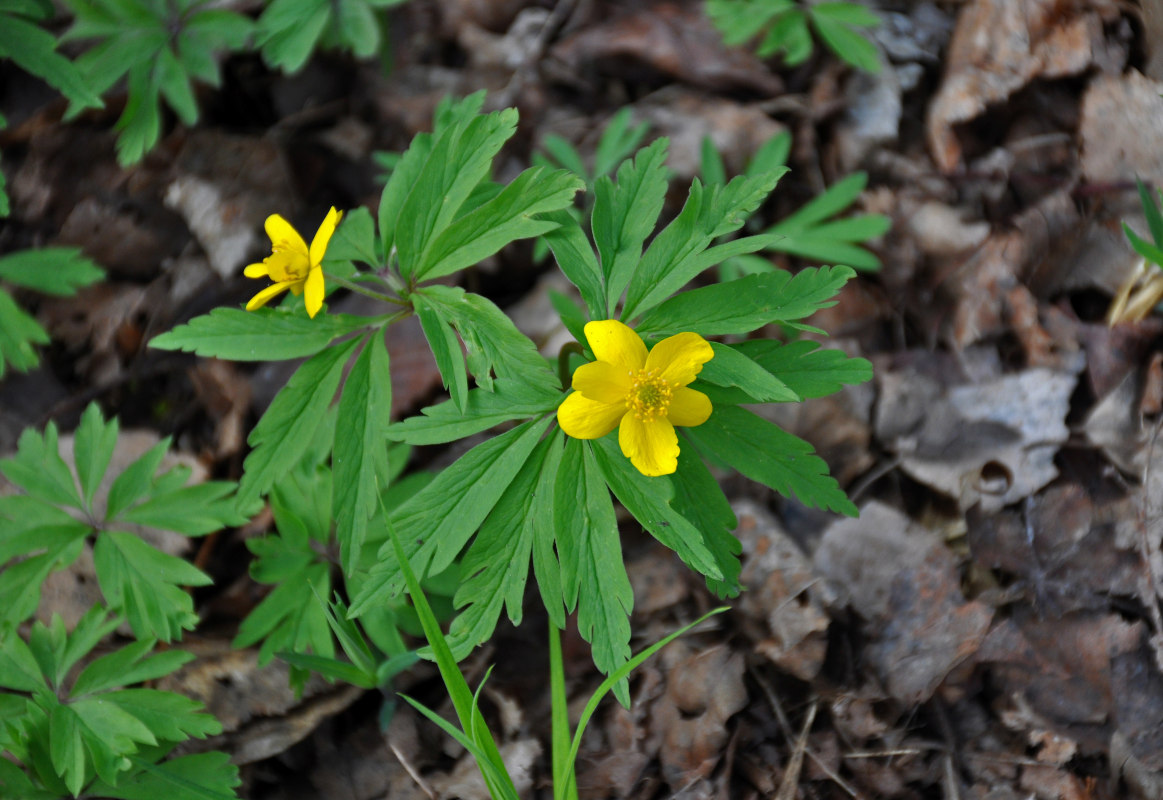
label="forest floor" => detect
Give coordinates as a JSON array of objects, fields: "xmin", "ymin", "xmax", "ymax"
[{"xmin": 4, "ymin": 0, "xmax": 1163, "ymax": 798}]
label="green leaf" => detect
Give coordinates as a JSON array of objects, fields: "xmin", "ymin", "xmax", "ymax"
[
  {"xmin": 0, "ymin": 15, "xmax": 103, "ymax": 110},
  {"xmin": 93, "ymin": 531, "xmax": 213, "ymax": 641},
  {"xmin": 333, "ymin": 332, "xmax": 391, "ymax": 572},
  {"xmin": 235, "ymin": 561, "xmax": 332, "ymax": 663},
  {"xmin": 811, "ymin": 8, "xmax": 881, "ymax": 72},
  {"xmin": 350, "ymin": 416, "xmax": 553, "ymax": 616},
  {"xmin": 775, "ymin": 172, "xmax": 867, "ymax": 232},
  {"xmin": 414, "ymin": 167, "xmax": 583, "ymax": 281},
  {"xmin": 530, "ymin": 431, "xmax": 566, "ymax": 630},
  {"xmin": 102, "ymin": 689, "xmax": 220, "ymax": 742},
  {"xmin": 542, "ymin": 209, "xmax": 607, "ymax": 320},
  {"xmin": 277, "ymin": 651, "xmax": 377, "ymax": 688},
  {"xmin": 92, "ymin": 752, "xmax": 240, "ymax": 800},
  {"xmin": 383, "ymin": 486, "xmax": 519, "ymax": 800},
  {"xmin": 412, "ymin": 289, "xmax": 469, "ymax": 412},
  {"xmin": 591, "ymin": 436, "xmax": 723, "ymax": 582},
  {"xmin": 256, "ymin": 0, "xmax": 329, "ymax": 73},
  {"xmin": 155, "ymin": 47, "xmax": 197, "ymax": 125},
  {"xmin": 539, "ymin": 134, "xmax": 586, "ymax": 179},
  {"xmin": 71, "ymin": 693, "xmax": 156, "ymax": 751},
  {"xmin": 671, "ymin": 445, "xmax": 741, "ymax": 596},
  {"xmin": 813, "ymin": 2, "xmax": 880, "ymax": 26},
  {"xmin": 73, "ymin": 403, "xmax": 118, "ymax": 509},
  {"xmin": 0, "ymin": 756, "xmax": 56, "ymax": 800},
  {"xmin": 0, "ymin": 247, "xmax": 104, "ymax": 295},
  {"xmin": 623, "ymin": 169, "xmax": 786, "ymax": 318},
  {"xmin": 1137, "ymin": 179, "xmax": 1163, "ymax": 247},
  {"xmin": 49, "ymin": 704, "xmax": 86, "ymax": 796},
  {"xmin": 378, "ymin": 131, "xmax": 434, "ymax": 261},
  {"xmin": 72, "ymin": 641, "xmax": 194, "ymax": 697},
  {"xmin": 414, "ymin": 285, "xmax": 558, "ymax": 395},
  {"xmin": 759, "ymin": 9, "xmax": 812, "ymax": 64},
  {"xmin": 117, "ymin": 480, "xmax": 246, "ymax": 536},
  {"xmin": 735, "ymin": 339, "xmax": 872, "ymax": 398},
  {"xmin": 104, "ymin": 438, "xmax": 168, "ymax": 519},
  {"xmin": 593, "ymin": 108, "xmax": 652, "ymax": 181},
  {"xmin": 1125, "ymin": 223, "xmax": 1163, "ymax": 267},
  {"xmin": 237, "ymin": 336, "xmax": 361, "ymax": 506},
  {"xmin": 705, "ymin": 0, "xmax": 789, "ymax": 46},
  {"xmin": 0, "ymin": 552, "xmax": 73, "ymax": 626},
  {"xmin": 555, "ymin": 438, "xmax": 632, "ymax": 705},
  {"xmin": 685, "ymin": 405, "xmax": 857, "ymax": 516},
  {"xmin": 113, "ymin": 64, "xmax": 162, "ymax": 166},
  {"xmin": 396, "ymin": 108, "xmax": 519, "ymax": 280},
  {"xmin": 637, "ymin": 266, "xmax": 854, "ymax": 337},
  {"xmin": 699, "ymin": 136, "xmax": 727, "ymax": 187},
  {"xmin": 0, "ymin": 627, "xmax": 45, "ymax": 692},
  {"xmin": 387, "ymin": 379, "xmax": 560, "ymax": 445},
  {"xmin": 150, "ymin": 308, "xmax": 373, "ymax": 361},
  {"xmin": 0, "ymin": 286, "xmax": 50, "ymax": 378},
  {"xmin": 0, "ymin": 422, "xmax": 81, "ymax": 509},
  {"xmin": 549, "ymin": 289, "xmax": 587, "ymax": 345},
  {"xmin": 592, "ymin": 138, "xmax": 670, "ymax": 312},
  {"xmin": 746, "ymin": 131, "xmax": 791, "ymax": 177},
  {"xmin": 698, "ymin": 342, "xmax": 799, "ymax": 402},
  {"xmin": 324, "ymin": 205, "xmax": 379, "ymax": 265},
  {"xmin": 336, "ymin": 0, "xmax": 379, "ymax": 57},
  {"xmin": 447, "ymin": 435, "xmax": 555, "ymax": 657}
]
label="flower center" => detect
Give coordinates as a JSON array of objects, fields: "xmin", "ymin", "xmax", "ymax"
[
  {"xmin": 627, "ymin": 369, "xmax": 673, "ymax": 420},
  {"xmin": 267, "ymin": 249, "xmax": 310, "ymax": 282}
]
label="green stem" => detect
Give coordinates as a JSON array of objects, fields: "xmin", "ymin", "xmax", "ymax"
[
  {"xmin": 548, "ymin": 622, "xmax": 575, "ymax": 800},
  {"xmin": 557, "ymin": 342, "xmax": 584, "ymax": 391},
  {"xmin": 329, "ymin": 274, "xmax": 407, "ymax": 307}
]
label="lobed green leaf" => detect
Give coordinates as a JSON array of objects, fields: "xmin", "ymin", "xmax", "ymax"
[
  {"xmin": 237, "ymin": 336, "xmax": 361, "ymax": 506},
  {"xmin": 637, "ymin": 265, "xmax": 854, "ymax": 336},
  {"xmin": 150, "ymin": 308, "xmax": 373, "ymax": 361},
  {"xmin": 333, "ymin": 332, "xmax": 392, "ymax": 572},
  {"xmin": 686, "ymin": 405, "xmax": 857, "ymax": 515}
]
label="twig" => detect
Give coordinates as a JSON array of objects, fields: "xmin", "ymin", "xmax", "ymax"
[
  {"xmin": 389, "ymin": 740, "xmax": 438, "ymax": 800},
  {"xmin": 751, "ymin": 668, "xmax": 862, "ymax": 798},
  {"xmin": 776, "ymin": 698, "xmax": 818, "ymax": 800}
]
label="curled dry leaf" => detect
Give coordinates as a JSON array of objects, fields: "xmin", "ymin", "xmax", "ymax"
[
  {"xmin": 876, "ymin": 363, "xmax": 1077, "ymax": 511},
  {"xmin": 158, "ymin": 643, "xmax": 362, "ymax": 764},
  {"xmin": 734, "ymin": 499, "xmax": 834, "ymax": 681},
  {"xmin": 650, "ymin": 642, "xmax": 748, "ymax": 789},
  {"xmin": 549, "ymin": 3, "xmax": 782, "ymax": 97},
  {"xmin": 928, "ymin": 0, "xmax": 1102, "ymax": 171}
]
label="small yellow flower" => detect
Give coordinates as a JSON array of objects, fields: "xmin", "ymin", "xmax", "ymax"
[
  {"xmin": 243, "ymin": 207, "xmax": 343, "ymax": 318},
  {"xmin": 558, "ymin": 319, "xmax": 714, "ymax": 476}
]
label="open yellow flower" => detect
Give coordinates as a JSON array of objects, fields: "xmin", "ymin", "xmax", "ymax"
[
  {"xmin": 558, "ymin": 319, "xmax": 714, "ymax": 476},
  {"xmin": 244, "ymin": 207, "xmax": 343, "ymax": 318}
]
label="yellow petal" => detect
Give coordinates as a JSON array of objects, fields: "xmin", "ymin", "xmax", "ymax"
[
  {"xmin": 645, "ymin": 331, "xmax": 714, "ymax": 387},
  {"xmin": 304, "ymin": 266, "xmax": 325, "ymax": 318},
  {"xmin": 573, "ymin": 361, "xmax": 633, "ymax": 404},
  {"xmin": 618, "ymin": 413, "xmax": 678, "ymax": 476},
  {"xmin": 584, "ymin": 319, "xmax": 647, "ymax": 371},
  {"xmin": 309, "ymin": 207, "xmax": 343, "ymax": 266},
  {"xmin": 245, "ymin": 280, "xmax": 294, "ymax": 311},
  {"xmin": 557, "ymin": 392, "xmax": 626, "ymax": 439},
  {"xmin": 265, "ymin": 214, "xmax": 309, "ymax": 256},
  {"xmin": 667, "ymin": 387, "xmax": 712, "ymax": 427},
  {"xmin": 243, "ymin": 262, "xmax": 269, "ymax": 279}
]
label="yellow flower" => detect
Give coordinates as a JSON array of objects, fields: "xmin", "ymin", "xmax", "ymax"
[
  {"xmin": 243, "ymin": 207, "xmax": 343, "ymax": 318},
  {"xmin": 558, "ymin": 320, "xmax": 714, "ymax": 476}
]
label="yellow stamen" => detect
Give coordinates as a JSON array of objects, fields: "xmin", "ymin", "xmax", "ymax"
[{"xmin": 626, "ymin": 369, "xmax": 673, "ymax": 420}]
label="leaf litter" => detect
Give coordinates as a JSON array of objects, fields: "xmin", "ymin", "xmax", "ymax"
[{"xmin": 8, "ymin": 0, "xmax": 1163, "ymax": 796}]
